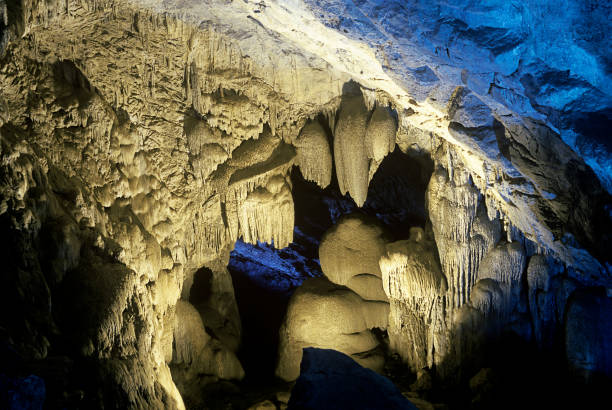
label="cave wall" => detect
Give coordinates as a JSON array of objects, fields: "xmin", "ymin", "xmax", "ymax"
[{"xmin": 0, "ymin": 0, "xmax": 610, "ymax": 407}]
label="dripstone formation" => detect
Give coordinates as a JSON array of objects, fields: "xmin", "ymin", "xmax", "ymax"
[{"xmin": 0, "ymin": 0, "xmax": 610, "ymax": 408}]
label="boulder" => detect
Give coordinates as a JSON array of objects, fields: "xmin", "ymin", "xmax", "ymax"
[
  {"xmin": 276, "ymin": 278, "xmax": 388, "ymax": 381},
  {"xmin": 287, "ymin": 348, "xmax": 417, "ymax": 410},
  {"xmin": 319, "ymin": 214, "xmax": 389, "ymax": 302}
]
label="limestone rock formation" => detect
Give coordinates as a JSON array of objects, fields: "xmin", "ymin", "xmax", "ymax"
[
  {"xmin": 380, "ymin": 228, "xmax": 448, "ymax": 372},
  {"xmin": 365, "ymin": 105, "xmax": 398, "ymax": 180},
  {"xmin": 212, "ymin": 131, "xmax": 296, "ymax": 249},
  {"xmin": 171, "ymin": 301, "xmax": 244, "ymax": 406},
  {"xmin": 294, "ymin": 120, "xmax": 333, "ymax": 189},
  {"xmin": 0, "ymin": 0, "xmax": 610, "ymax": 407},
  {"xmin": 333, "ymin": 97, "xmax": 398, "ymax": 207},
  {"xmin": 333, "ymin": 94, "xmax": 370, "ymax": 207},
  {"xmin": 276, "ymin": 278, "xmax": 388, "ymax": 381},
  {"xmin": 564, "ymin": 288, "xmax": 612, "ymax": 382},
  {"xmin": 472, "ymin": 242, "xmax": 527, "ymax": 321},
  {"xmin": 319, "ymin": 214, "xmax": 389, "ymax": 301},
  {"xmin": 288, "ymin": 348, "xmax": 417, "ymax": 410},
  {"xmin": 526, "ymin": 255, "xmax": 563, "ymax": 348},
  {"xmin": 426, "ymin": 154, "xmax": 502, "ymax": 308},
  {"xmin": 185, "ymin": 264, "xmax": 242, "ymax": 353}
]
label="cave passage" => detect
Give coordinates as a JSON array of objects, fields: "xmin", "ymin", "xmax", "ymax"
[{"xmin": 228, "ymin": 147, "xmax": 434, "ymax": 383}]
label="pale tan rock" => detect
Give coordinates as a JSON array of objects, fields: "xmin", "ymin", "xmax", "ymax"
[
  {"xmin": 276, "ymin": 391, "xmax": 291, "ymax": 404},
  {"xmin": 1, "ymin": 0, "xmax": 605, "ymax": 406},
  {"xmin": 473, "ymin": 242, "xmax": 526, "ymax": 320},
  {"xmin": 238, "ymin": 175, "xmax": 295, "ymax": 249},
  {"xmin": 334, "ymin": 95, "xmax": 370, "ymax": 206},
  {"xmin": 426, "ymin": 157, "xmax": 501, "ymax": 308},
  {"xmin": 364, "ymin": 105, "xmax": 397, "ymax": 180},
  {"xmin": 276, "ymin": 278, "xmax": 388, "ymax": 381},
  {"xmin": 319, "ymin": 214, "xmax": 389, "ymax": 301},
  {"xmin": 365, "ymin": 106, "xmax": 397, "ymax": 163},
  {"xmin": 294, "ymin": 120, "xmax": 333, "ymax": 188},
  {"xmin": 172, "ymin": 300, "xmax": 244, "ymax": 381},
  {"xmin": 380, "ymin": 233, "xmax": 448, "ymax": 372}
]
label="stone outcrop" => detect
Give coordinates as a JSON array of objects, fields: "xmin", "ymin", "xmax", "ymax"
[
  {"xmin": 276, "ymin": 278, "xmax": 388, "ymax": 381},
  {"xmin": 380, "ymin": 228, "xmax": 448, "ymax": 372},
  {"xmin": 319, "ymin": 214, "xmax": 389, "ymax": 302},
  {"xmin": 288, "ymin": 348, "xmax": 417, "ymax": 410},
  {"xmin": 0, "ymin": 0, "xmax": 610, "ymax": 407}
]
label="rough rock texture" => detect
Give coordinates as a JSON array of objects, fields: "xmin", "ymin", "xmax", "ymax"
[
  {"xmin": 426, "ymin": 152, "xmax": 502, "ymax": 309},
  {"xmin": 186, "ymin": 264, "xmax": 242, "ymax": 353},
  {"xmin": 333, "ymin": 93, "xmax": 398, "ymax": 206},
  {"xmin": 333, "ymin": 93, "xmax": 371, "ymax": 207},
  {"xmin": 564, "ymin": 288, "xmax": 612, "ymax": 382},
  {"xmin": 0, "ymin": 0, "xmax": 611, "ymax": 406},
  {"xmin": 526, "ymin": 254, "xmax": 564, "ymax": 349},
  {"xmin": 319, "ymin": 214, "xmax": 389, "ymax": 301},
  {"xmin": 294, "ymin": 120, "xmax": 333, "ymax": 189},
  {"xmin": 365, "ymin": 105, "xmax": 398, "ymax": 180},
  {"xmin": 380, "ymin": 228, "xmax": 448, "ymax": 372},
  {"xmin": 276, "ymin": 278, "xmax": 388, "ymax": 381},
  {"xmin": 288, "ymin": 348, "xmax": 417, "ymax": 410},
  {"xmin": 473, "ymin": 242, "xmax": 527, "ymax": 321},
  {"xmin": 170, "ymin": 301, "xmax": 244, "ymax": 407},
  {"xmin": 0, "ymin": 374, "xmax": 46, "ymax": 410}
]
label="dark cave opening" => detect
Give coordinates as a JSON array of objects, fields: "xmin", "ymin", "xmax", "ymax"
[{"xmin": 227, "ymin": 147, "xmax": 435, "ymax": 386}]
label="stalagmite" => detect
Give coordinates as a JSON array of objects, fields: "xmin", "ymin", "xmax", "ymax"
[
  {"xmin": 171, "ymin": 301, "xmax": 244, "ymax": 404},
  {"xmin": 379, "ymin": 228, "xmax": 449, "ymax": 371},
  {"xmin": 319, "ymin": 214, "xmax": 389, "ymax": 301},
  {"xmin": 2, "ymin": 0, "xmax": 611, "ymax": 407},
  {"xmin": 276, "ymin": 278, "xmax": 389, "ymax": 382},
  {"xmin": 334, "ymin": 95, "xmax": 370, "ymax": 206},
  {"xmin": 294, "ymin": 120, "xmax": 333, "ymax": 188},
  {"xmin": 426, "ymin": 157, "xmax": 501, "ymax": 308},
  {"xmin": 526, "ymin": 255, "xmax": 560, "ymax": 348},
  {"xmin": 471, "ymin": 242, "xmax": 526, "ymax": 320}
]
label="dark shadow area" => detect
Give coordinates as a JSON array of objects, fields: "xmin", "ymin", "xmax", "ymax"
[{"xmin": 427, "ymin": 332, "xmax": 612, "ymax": 410}]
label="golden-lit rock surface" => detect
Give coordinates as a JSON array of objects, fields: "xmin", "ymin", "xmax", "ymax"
[
  {"xmin": 275, "ymin": 278, "xmax": 388, "ymax": 382},
  {"xmin": 319, "ymin": 213, "xmax": 389, "ymax": 302},
  {"xmin": 0, "ymin": 0, "xmax": 610, "ymax": 408}
]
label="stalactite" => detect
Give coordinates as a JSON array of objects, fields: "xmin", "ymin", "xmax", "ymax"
[
  {"xmin": 333, "ymin": 94, "xmax": 370, "ymax": 206},
  {"xmin": 237, "ymin": 175, "xmax": 294, "ymax": 249},
  {"xmin": 427, "ymin": 160, "xmax": 501, "ymax": 309},
  {"xmin": 294, "ymin": 120, "xmax": 333, "ymax": 189}
]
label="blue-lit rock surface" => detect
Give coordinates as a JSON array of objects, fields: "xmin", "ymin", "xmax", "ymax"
[
  {"xmin": 288, "ymin": 348, "xmax": 417, "ymax": 410},
  {"xmin": 0, "ymin": 374, "xmax": 45, "ymax": 410},
  {"xmin": 304, "ymin": 0, "xmax": 612, "ymax": 192}
]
